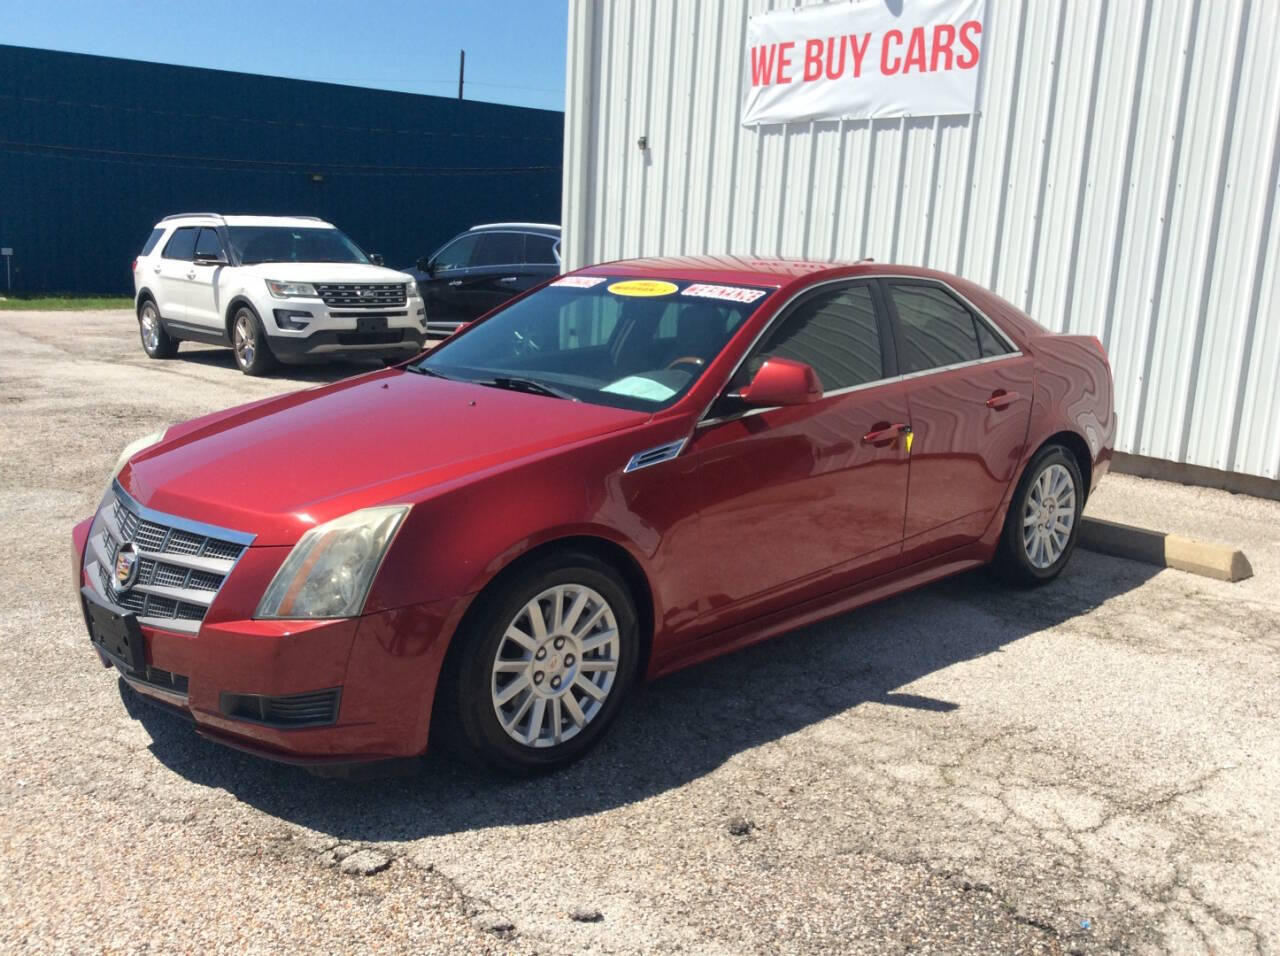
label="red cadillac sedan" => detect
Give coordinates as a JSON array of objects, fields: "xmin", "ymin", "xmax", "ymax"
[{"xmin": 73, "ymin": 257, "xmax": 1114, "ymax": 774}]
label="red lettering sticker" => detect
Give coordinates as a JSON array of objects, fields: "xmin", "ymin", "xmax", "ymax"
[
  {"xmin": 682, "ymin": 284, "xmax": 768, "ymax": 304},
  {"xmin": 552, "ymin": 276, "xmax": 606, "ymax": 289}
]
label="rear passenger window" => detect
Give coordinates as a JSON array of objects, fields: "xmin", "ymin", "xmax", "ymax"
[
  {"xmin": 525, "ymin": 234, "xmax": 558, "ymax": 264},
  {"xmin": 162, "ymin": 227, "xmax": 198, "ymax": 261},
  {"xmin": 740, "ymin": 283, "xmax": 883, "ymax": 392},
  {"xmin": 888, "ymin": 284, "xmax": 983, "ymax": 372},
  {"xmin": 140, "ymin": 228, "xmax": 165, "ymax": 256}
]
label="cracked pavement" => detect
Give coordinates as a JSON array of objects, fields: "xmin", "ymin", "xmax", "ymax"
[{"xmin": 1, "ymin": 310, "xmax": 1277, "ymax": 953}]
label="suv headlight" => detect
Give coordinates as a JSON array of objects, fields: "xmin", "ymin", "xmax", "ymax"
[
  {"xmin": 255, "ymin": 505, "xmax": 408, "ymax": 620},
  {"xmin": 266, "ymin": 279, "xmax": 318, "ymax": 298},
  {"xmin": 112, "ymin": 428, "xmax": 167, "ymax": 479},
  {"xmin": 405, "ymin": 277, "xmax": 420, "ymax": 298}
]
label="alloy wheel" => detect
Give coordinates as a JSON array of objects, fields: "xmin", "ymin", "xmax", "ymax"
[
  {"xmin": 140, "ymin": 304, "xmax": 160, "ymax": 351},
  {"xmin": 490, "ymin": 583, "xmax": 620, "ymax": 749},
  {"xmin": 234, "ymin": 313, "xmax": 256, "ymax": 367},
  {"xmin": 1022, "ymin": 462, "xmax": 1076, "ymax": 569}
]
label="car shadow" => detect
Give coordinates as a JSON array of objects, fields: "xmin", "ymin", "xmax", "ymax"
[
  {"xmin": 170, "ymin": 345, "xmax": 388, "ymax": 384},
  {"xmin": 123, "ymin": 554, "xmax": 1159, "ymax": 842}
]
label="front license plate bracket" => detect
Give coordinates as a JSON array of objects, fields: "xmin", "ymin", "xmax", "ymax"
[{"xmin": 82, "ymin": 586, "xmax": 146, "ymax": 674}]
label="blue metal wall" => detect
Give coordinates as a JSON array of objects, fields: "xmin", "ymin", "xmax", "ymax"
[{"xmin": 0, "ymin": 45, "xmax": 564, "ymax": 294}]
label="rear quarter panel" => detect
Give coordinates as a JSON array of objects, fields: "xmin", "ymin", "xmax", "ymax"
[{"xmin": 1025, "ymin": 334, "xmax": 1116, "ymax": 491}]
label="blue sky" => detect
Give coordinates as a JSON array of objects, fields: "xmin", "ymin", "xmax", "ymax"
[{"xmin": 1, "ymin": 0, "xmax": 568, "ymax": 112}]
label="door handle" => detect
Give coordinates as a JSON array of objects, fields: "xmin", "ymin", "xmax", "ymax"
[
  {"xmin": 448, "ymin": 280, "xmax": 463, "ymax": 287},
  {"xmin": 499, "ymin": 276, "xmax": 518, "ymax": 283},
  {"xmin": 186, "ymin": 271, "xmax": 197, "ymax": 280},
  {"xmin": 862, "ymin": 423, "xmax": 911, "ymax": 444},
  {"xmin": 153, "ymin": 266, "xmax": 161, "ymax": 274},
  {"xmin": 986, "ymin": 389, "xmax": 1020, "ymax": 409}
]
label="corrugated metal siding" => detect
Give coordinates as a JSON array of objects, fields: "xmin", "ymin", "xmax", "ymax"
[
  {"xmin": 0, "ymin": 45, "xmax": 562, "ymax": 296},
  {"xmin": 563, "ymin": 0, "xmax": 1280, "ymax": 480}
]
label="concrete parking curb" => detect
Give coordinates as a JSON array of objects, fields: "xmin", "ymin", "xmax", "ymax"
[{"xmin": 1078, "ymin": 517, "xmax": 1254, "ymax": 582}]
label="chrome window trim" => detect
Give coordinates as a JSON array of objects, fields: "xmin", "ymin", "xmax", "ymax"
[{"xmin": 695, "ymin": 274, "xmax": 1022, "ymax": 427}]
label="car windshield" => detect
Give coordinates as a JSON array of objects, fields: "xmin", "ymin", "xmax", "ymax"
[
  {"xmin": 413, "ymin": 277, "xmax": 774, "ymax": 410},
  {"xmin": 226, "ymin": 226, "xmax": 369, "ymax": 265}
]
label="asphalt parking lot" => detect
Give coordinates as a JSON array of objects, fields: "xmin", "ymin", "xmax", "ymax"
[{"xmin": 2, "ymin": 309, "xmax": 1277, "ymax": 954}]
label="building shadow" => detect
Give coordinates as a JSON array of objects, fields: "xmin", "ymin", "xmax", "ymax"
[{"xmin": 123, "ymin": 553, "xmax": 1159, "ymax": 842}]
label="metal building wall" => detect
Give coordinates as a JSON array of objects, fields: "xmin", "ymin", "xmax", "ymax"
[
  {"xmin": 563, "ymin": 0, "xmax": 1280, "ymax": 480},
  {"xmin": 0, "ymin": 45, "xmax": 563, "ymax": 296}
]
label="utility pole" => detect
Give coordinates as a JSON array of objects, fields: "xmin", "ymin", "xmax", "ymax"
[{"xmin": 458, "ymin": 49, "xmax": 465, "ymax": 101}]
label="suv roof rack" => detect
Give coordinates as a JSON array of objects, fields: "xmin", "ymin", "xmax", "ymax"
[
  {"xmin": 161, "ymin": 212, "xmax": 225, "ymax": 222},
  {"xmin": 470, "ymin": 221, "xmax": 561, "ymax": 232}
]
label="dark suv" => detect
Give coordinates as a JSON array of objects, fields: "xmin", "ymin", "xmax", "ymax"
[{"xmin": 409, "ymin": 223, "xmax": 561, "ymax": 337}]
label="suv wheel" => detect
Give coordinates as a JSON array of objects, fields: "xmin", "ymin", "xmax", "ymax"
[
  {"xmin": 441, "ymin": 553, "xmax": 640, "ymax": 775},
  {"xmin": 138, "ymin": 300, "xmax": 178, "ymax": 359},
  {"xmin": 231, "ymin": 306, "xmax": 277, "ymax": 376},
  {"xmin": 994, "ymin": 445, "xmax": 1084, "ymax": 586}
]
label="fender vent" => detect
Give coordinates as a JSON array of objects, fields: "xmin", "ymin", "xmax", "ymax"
[{"xmin": 624, "ymin": 438, "xmax": 687, "ymax": 473}]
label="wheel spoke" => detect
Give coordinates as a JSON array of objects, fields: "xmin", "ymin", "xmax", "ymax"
[
  {"xmin": 560, "ymin": 588, "xmax": 590, "ymax": 634},
  {"xmin": 552, "ymin": 697, "xmax": 564, "ymax": 744},
  {"xmin": 581, "ymin": 628, "xmax": 617, "ymax": 654},
  {"xmin": 580, "ymin": 657, "xmax": 617, "ymax": 673},
  {"xmin": 562, "ymin": 692, "xmax": 587, "ymax": 728},
  {"xmin": 493, "ymin": 658, "xmax": 528, "ymax": 674},
  {"xmin": 526, "ymin": 599, "xmax": 548, "ymax": 640},
  {"xmin": 502, "ymin": 692, "xmax": 534, "ymax": 731},
  {"xmin": 574, "ymin": 674, "xmax": 607, "ymax": 702},
  {"xmin": 572, "ymin": 604, "xmax": 607, "ymax": 640},
  {"xmin": 526, "ymin": 698, "xmax": 548, "ymax": 744},
  {"xmin": 495, "ymin": 674, "xmax": 530, "ymax": 706},
  {"xmin": 503, "ymin": 625, "xmax": 537, "ymax": 653}
]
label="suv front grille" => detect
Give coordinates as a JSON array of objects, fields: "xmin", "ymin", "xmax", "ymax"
[
  {"xmin": 85, "ymin": 487, "xmax": 253, "ymax": 635},
  {"xmin": 314, "ymin": 283, "xmax": 407, "ymax": 308}
]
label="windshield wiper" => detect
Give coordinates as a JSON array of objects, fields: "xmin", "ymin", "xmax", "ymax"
[{"xmin": 480, "ymin": 376, "xmax": 577, "ymax": 401}]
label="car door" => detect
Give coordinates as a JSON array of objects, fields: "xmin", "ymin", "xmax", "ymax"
[
  {"xmin": 154, "ymin": 227, "xmax": 197, "ymax": 321},
  {"xmin": 684, "ymin": 280, "xmax": 912, "ymax": 633},
  {"xmin": 882, "ymin": 279, "xmax": 1034, "ymax": 564},
  {"xmin": 185, "ymin": 227, "xmax": 226, "ymax": 331},
  {"xmin": 419, "ymin": 232, "xmax": 480, "ymax": 329},
  {"xmin": 467, "ymin": 231, "xmax": 528, "ymax": 317}
]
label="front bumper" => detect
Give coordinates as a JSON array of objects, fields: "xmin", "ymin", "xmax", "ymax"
[
  {"xmin": 73, "ymin": 516, "xmax": 463, "ymax": 765},
  {"xmin": 265, "ymin": 295, "xmax": 430, "ymax": 360}
]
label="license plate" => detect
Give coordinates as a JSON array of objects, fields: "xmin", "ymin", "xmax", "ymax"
[
  {"xmin": 82, "ymin": 586, "xmax": 146, "ymax": 673},
  {"xmin": 356, "ymin": 316, "xmax": 388, "ymax": 333}
]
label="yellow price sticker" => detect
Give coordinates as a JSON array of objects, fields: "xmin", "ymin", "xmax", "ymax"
[{"xmin": 607, "ymin": 280, "xmax": 678, "ymax": 298}]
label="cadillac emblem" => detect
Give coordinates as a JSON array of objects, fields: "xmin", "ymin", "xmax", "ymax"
[{"xmin": 113, "ymin": 541, "xmax": 140, "ymax": 592}]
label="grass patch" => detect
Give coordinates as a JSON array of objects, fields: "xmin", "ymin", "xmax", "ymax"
[{"xmin": 0, "ymin": 295, "xmax": 135, "ymax": 311}]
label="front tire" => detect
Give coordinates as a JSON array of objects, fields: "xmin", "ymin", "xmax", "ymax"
[
  {"xmin": 231, "ymin": 306, "xmax": 277, "ymax": 376},
  {"xmin": 994, "ymin": 445, "xmax": 1084, "ymax": 586},
  {"xmin": 138, "ymin": 300, "xmax": 178, "ymax": 359},
  {"xmin": 441, "ymin": 553, "xmax": 640, "ymax": 775}
]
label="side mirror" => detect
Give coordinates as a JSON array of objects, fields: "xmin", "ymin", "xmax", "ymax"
[
  {"xmin": 416, "ymin": 256, "xmax": 434, "ymax": 276},
  {"xmin": 738, "ymin": 357, "xmax": 823, "ymax": 407},
  {"xmin": 369, "ymin": 253, "xmax": 385, "ymax": 266}
]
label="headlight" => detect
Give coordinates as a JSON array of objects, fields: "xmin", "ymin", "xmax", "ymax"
[
  {"xmin": 405, "ymin": 277, "xmax": 420, "ymax": 298},
  {"xmin": 265, "ymin": 279, "xmax": 318, "ymax": 298},
  {"xmin": 112, "ymin": 428, "xmax": 167, "ymax": 479},
  {"xmin": 255, "ymin": 505, "xmax": 409, "ymax": 620}
]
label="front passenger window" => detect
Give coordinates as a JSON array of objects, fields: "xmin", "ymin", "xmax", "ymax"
[
  {"xmin": 433, "ymin": 234, "xmax": 479, "ymax": 272},
  {"xmin": 736, "ymin": 284, "xmax": 883, "ymax": 393}
]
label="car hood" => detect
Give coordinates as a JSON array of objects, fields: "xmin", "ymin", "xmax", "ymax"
[
  {"xmin": 119, "ymin": 370, "xmax": 648, "ymax": 546},
  {"xmin": 235, "ymin": 262, "xmax": 414, "ymax": 284}
]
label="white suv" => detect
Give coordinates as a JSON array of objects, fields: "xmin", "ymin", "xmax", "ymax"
[{"xmin": 132, "ymin": 214, "xmax": 428, "ymax": 375}]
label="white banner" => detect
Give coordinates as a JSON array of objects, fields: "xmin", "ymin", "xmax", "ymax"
[{"xmin": 742, "ymin": 0, "xmax": 986, "ymax": 125}]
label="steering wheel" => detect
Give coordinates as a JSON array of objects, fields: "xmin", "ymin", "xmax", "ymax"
[{"xmin": 665, "ymin": 355, "xmax": 705, "ymax": 372}]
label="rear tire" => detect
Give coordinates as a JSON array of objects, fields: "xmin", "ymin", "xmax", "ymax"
[
  {"xmin": 438, "ymin": 552, "xmax": 640, "ymax": 775},
  {"xmin": 138, "ymin": 299, "xmax": 178, "ymax": 359},
  {"xmin": 231, "ymin": 306, "xmax": 277, "ymax": 376},
  {"xmin": 994, "ymin": 444, "xmax": 1084, "ymax": 586}
]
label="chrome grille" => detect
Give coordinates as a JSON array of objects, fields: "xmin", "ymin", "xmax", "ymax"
[
  {"xmin": 314, "ymin": 282, "xmax": 408, "ymax": 308},
  {"xmin": 85, "ymin": 486, "xmax": 253, "ymax": 635}
]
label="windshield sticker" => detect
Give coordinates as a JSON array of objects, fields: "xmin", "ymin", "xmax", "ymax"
[
  {"xmin": 682, "ymin": 283, "xmax": 768, "ymax": 304},
  {"xmin": 600, "ymin": 376, "xmax": 678, "ymax": 401},
  {"xmin": 551, "ymin": 276, "xmax": 607, "ymax": 288},
  {"xmin": 607, "ymin": 280, "xmax": 679, "ymax": 298}
]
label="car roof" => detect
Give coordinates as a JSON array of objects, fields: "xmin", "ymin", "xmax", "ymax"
[
  {"xmin": 155, "ymin": 214, "xmax": 335, "ymax": 229},
  {"xmin": 468, "ymin": 222, "xmax": 561, "ymax": 235},
  {"xmin": 576, "ymin": 255, "xmax": 946, "ymax": 287}
]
